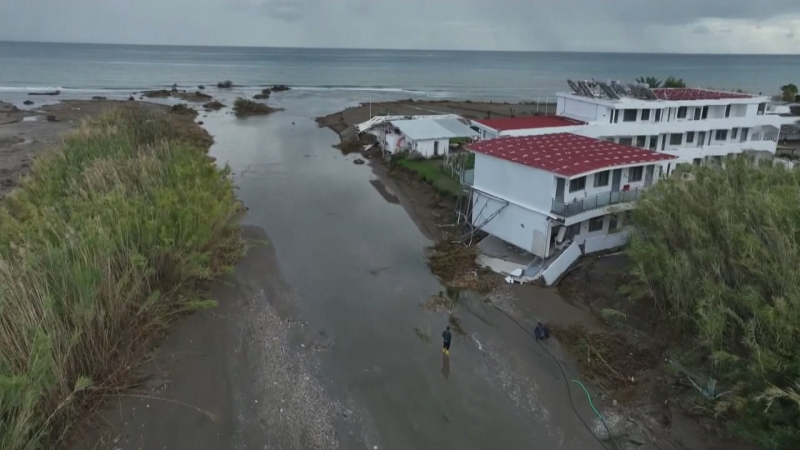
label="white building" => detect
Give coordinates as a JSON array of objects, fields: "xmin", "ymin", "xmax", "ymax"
[
  {"xmin": 471, "ymin": 83, "xmax": 798, "ymax": 176},
  {"xmin": 364, "ymin": 117, "xmax": 478, "ymax": 158},
  {"xmin": 466, "ymin": 133, "xmax": 676, "ymax": 283}
]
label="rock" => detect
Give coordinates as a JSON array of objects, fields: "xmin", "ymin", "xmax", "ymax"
[
  {"xmin": 271, "ymin": 84, "xmax": 290, "ymax": 92},
  {"xmin": 129, "ymin": 96, "xmax": 136, "ymax": 101},
  {"xmin": 197, "ymin": 121, "xmax": 204, "ymax": 125},
  {"xmin": 46, "ymin": 115, "xmax": 58, "ymax": 122},
  {"xmin": 91, "ymin": 96, "xmax": 107, "ymax": 100},
  {"xmin": 171, "ymin": 83, "xmax": 178, "ymax": 91},
  {"xmin": 198, "ymin": 85, "xmax": 205, "ymax": 90},
  {"xmin": 23, "ymin": 100, "xmax": 34, "ymax": 105},
  {"xmin": 28, "ymin": 90, "xmax": 60, "ymax": 96},
  {"xmin": 217, "ymin": 80, "xmax": 233, "ymax": 88},
  {"xmin": 353, "ymin": 159, "xmax": 365, "ymax": 165}
]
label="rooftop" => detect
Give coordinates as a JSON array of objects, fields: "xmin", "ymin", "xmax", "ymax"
[
  {"xmin": 472, "ymin": 115, "xmax": 584, "ymax": 132},
  {"xmin": 389, "ymin": 117, "xmax": 479, "ymax": 141},
  {"xmin": 651, "ymin": 88, "xmax": 753, "ymax": 101},
  {"xmin": 467, "ymin": 133, "xmax": 676, "ymax": 177}
]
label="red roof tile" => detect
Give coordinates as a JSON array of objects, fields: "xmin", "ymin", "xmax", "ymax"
[
  {"xmin": 467, "ymin": 133, "xmax": 676, "ymax": 177},
  {"xmin": 472, "ymin": 115, "xmax": 584, "ymax": 132},
  {"xmin": 652, "ymin": 88, "xmax": 752, "ymax": 101}
]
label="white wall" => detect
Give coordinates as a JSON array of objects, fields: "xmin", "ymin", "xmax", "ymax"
[
  {"xmin": 471, "ymin": 153, "xmax": 556, "ymax": 256},
  {"xmin": 542, "ymin": 241, "xmax": 581, "ymax": 285},
  {"xmin": 558, "ymin": 97, "xmax": 610, "ymax": 122},
  {"xmin": 584, "ymin": 229, "xmax": 630, "ymax": 253},
  {"xmin": 472, "ymin": 153, "xmax": 555, "ymax": 213},
  {"xmin": 413, "ymin": 138, "xmax": 450, "ymax": 158},
  {"xmin": 473, "ymin": 194, "xmax": 550, "ymax": 256},
  {"xmin": 562, "ymin": 165, "xmax": 650, "ymax": 204}
]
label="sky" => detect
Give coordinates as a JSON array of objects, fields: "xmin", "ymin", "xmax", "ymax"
[{"xmin": 1, "ymin": 0, "xmax": 799, "ymax": 53}]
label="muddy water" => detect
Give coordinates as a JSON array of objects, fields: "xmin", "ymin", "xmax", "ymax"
[{"xmin": 204, "ymin": 91, "xmax": 603, "ymax": 450}]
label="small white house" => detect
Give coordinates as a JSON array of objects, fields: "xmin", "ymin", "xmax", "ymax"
[
  {"xmin": 368, "ymin": 117, "xmax": 478, "ymax": 158},
  {"xmin": 466, "ymin": 133, "xmax": 677, "ymax": 284}
]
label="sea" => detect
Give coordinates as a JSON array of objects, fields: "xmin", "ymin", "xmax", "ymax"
[{"xmin": 1, "ymin": 41, "xmax": 800, "ymax": 105}]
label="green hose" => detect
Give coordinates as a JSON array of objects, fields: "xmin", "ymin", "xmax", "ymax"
[{"xmin": 571, "ymin": 379, "xmax": 623, "ymax": 450}]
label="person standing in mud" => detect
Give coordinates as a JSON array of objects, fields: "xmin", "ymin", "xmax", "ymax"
[{"xmin": 442, "ymin": 326, "xmax": 452, "ymax": 356}]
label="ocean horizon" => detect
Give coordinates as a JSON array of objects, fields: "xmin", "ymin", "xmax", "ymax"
[{"xmin": 2, "ymin": 40, "xmax": 799, "ymax": 103}]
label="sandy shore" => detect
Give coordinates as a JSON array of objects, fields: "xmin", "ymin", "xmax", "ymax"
[
  {"xmin": 316, "ymin": 99, "xmax": 555, "ymax": 136},
  {"xmin": 0, "ymin": 99, "xmax": 205, "ymax": 199}
]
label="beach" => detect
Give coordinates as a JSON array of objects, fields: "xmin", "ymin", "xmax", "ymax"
[{"xmin": 0, "ymin": 41, "xmax": 785, "ymax": 450}]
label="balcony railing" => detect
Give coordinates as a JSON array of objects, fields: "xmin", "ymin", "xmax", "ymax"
[{"xmin": 552, "ymin": 188, "xmax": 643, "ymax": 218}]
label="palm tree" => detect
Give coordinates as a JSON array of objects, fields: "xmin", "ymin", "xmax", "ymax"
[
  {"xmin": 780, "ymin": 83, "xmax": 798, "ymax": 102},
  {"xmin": 635, "ymin": 76, "xmax": 662, "ymax": 88}
]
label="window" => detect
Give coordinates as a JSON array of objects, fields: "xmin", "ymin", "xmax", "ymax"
[
  {"xmin": 661, "ymin": 135, "xmax": 666, "ymax": 151},
  {"xmin": 655, "ymin": 109, "xmax": 662, "ymax": 122},
  {"xmin": 629, "ymin": 166, "xmax": 644, "ymax": 182},
  {"xmin": 702, "ymin": 106, "xmax": 709, "ymax": 119},
  {"xmin": 669, "ymin": 133, "xmax": 683, "ymax": 146},
  {"xmin": 613, "ymin": 110, "xmax": 620, "ymax": 123},
  {"xmin": 715, "ymin": 129, "xmax": 729, "ymax": 141},
  {"xmin": 623, "ymin": 109, "xmax": 637, "ymax": 122},
  {"xmin": 725, "ymin": 104, "xmax": 732, "ymax": 118},
  {"xmin": 588, "ymin": 217, "xmax": 605, "ymax": 232},
  {"xmin": 693, "ymin": 108, "xmax": 701, "ymax": 120},
  {"xmin": 648, "ymin": 136, "xmax": 658, "ymax": 150},
  {"xmin": 740, "ymin": 127, "xmax": 749, "ymax": 142},
  {"xmin": 569, "ymin": 176, "xmax": 586, "ymax": 192},
  {"xmin": 686, "ymin": 131, "xmax": 695, "ymax": 143},
  {"xmin": 619, "ymin": 137, "xmax": 634, "ymax": 146},
  {"xmin": 677, "ymin": 106, "xmax": 687, "ymax": 119},
  {"xmin": 693, "ymin": 158, "xmax": 702, "ymax": 166},
  {"xmin": 433, "ymin": 141, "xmax": 440, "ymax": 156},
  {"xmin": 594, "ymin": 170, "xmax": 610, "ymax": 187},
  {"xmin": 636, "ymin": 135, "xmax": 646, "ymax": 148},
  {"xmin": 608, "ymin": 216, "xmax": 618, "ymax": 231},
  {"xmin": 641, "ymin": 109, "xmax": 651, "ymax": 121},
  {"xmin": 731, "ymin": 128, "xmax": 739, "ymax": 139},
  {"xmin": 757, "ymin": 103, "xmax": 766, "ymax": 115}
]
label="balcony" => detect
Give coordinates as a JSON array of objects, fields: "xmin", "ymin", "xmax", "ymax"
[{"xmin": 552, "ymin": 188, "xmax": 643, "ymax": 218}]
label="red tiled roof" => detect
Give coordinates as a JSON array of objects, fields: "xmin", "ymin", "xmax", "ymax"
[
  {"xmin": 467, "ymin": 133, "xmax": 676, "ymax": 177},
  {"xmin": 652, "ymin": 88, "xmax": 752, "ymax": 101},
  {"xmin": 472, "ymin": 115, "xmax": 585, "ymax": 132}
]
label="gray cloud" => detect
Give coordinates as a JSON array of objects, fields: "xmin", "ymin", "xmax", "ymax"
[{"xmin": 0, "ymin": 0, "xmax": 798, "ymax": 53}]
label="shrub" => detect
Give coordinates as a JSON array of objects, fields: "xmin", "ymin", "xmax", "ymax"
[
  {"xmin": 233, "ymin": 97, "xmax": 275, "ymax": 117},
  {"xmin": 626, "ymin": 157, "xmax": 800, "ymax": 448},
  {"xmin": 203, "ymin": 100, "xmax": 225, "ymax": 111},
  {"xmin": 0, "ymin": 108, "xmax": 242, "ymax": 449}
]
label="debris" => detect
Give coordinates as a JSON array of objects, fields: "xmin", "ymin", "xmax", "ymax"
[{"xmin": 353, "ymin": 158, "xmax": 365, "ymax": 165}]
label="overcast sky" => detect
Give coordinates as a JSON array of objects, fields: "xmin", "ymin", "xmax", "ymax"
[{"xmin": 1, "ymin": 0, "xmax": 799, "ymax": 53}]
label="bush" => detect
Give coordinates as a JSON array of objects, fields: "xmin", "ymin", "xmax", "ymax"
[
  {"xmin": 217, "ymin": 80, "xmax": 233, "ymax": 88},
  {"xmin": 626, "ymin": 157, "xmax": 800, "ymax": 449},
  {"xmin": 233, "ymin": 97, "xmax": 275, "ymax": 117},
  {"xmin": 170, "ymin": 103, "xmax": 194, "ymax": 115},
  {"xmin": 203, "ymin": 100, "xmax": 225, "ymax": 111},
  {"xmin": 0, "ymin": 108, "xmax": 242, "ymax": 449}
]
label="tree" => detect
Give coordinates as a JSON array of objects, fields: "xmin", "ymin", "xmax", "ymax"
[
  {"xmin": 663, "ymin": 76, "xmax": 687, "ymax": 88},
  {"xmin": 635, "ymin": 76, "xmax": 662, "ymax": 88},
  {"xmin": 780, "ymin": 83, "xmax": 798, "ymax": 102},
  {"xmin": 626, "ymin": 157, "xmax": 800, "ymax": 449}
]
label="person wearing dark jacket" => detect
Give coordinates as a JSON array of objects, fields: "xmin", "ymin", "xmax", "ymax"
[
  {"xmin": 442, "ymin": 326, "xmax": 452, "ymax": 355},
  {"xmin": 534, "ymin": 322, "xmax": 550, "ymax": 341}
]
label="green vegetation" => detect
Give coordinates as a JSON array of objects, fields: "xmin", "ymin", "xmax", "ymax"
[
  {"xmin": 781, "ymin": 83, "xmax": 798, "ymax": 102},
  {"xmin": 0, "ymin": 108, "xmax": 242, "ymax": 450},
  {"xmin": 233, "ymin": 97, "xmax": 276, "ymax": 117},
  {"xmin": 626, "ymin": 157, "xmax": 800, "ymax": 449},
  {"xmin": 635, "ymin": 76, "xmax": 662, "ymax": 88},
  {"xmin": 203, "ymin": 100, "xmax": 225, "ymax": 111},
  {"xmin": 395, "ymin": 157, "xmax": 461, "ymax": 195},
  {"xmin": 663, "ymin": 76, "xmax": 687, "ymax": 88},
  {"xmin": 170, "ymin": 103, "xmax": 194, "ymax": 115}
]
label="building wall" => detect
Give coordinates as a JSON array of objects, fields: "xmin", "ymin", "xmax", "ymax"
[
  {"xmin": 471, "ymin": 153, "xmax": 556, "ymax": 256},
  {"xmin": 562, "ymin": 165, "xmax": 650, "ymax": 204},
  {"xmin": 413, "ymin": 138, "xmax": 450, "ymax": 158},
  {"xmin": 557, "ymin": 96, "xmax": 611, "ymax": 122}
]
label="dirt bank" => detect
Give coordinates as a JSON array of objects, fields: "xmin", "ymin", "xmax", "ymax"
[
  {"xmin": 316, "ymin": 99, "xmax": 555, "ymax": 136},
  {"xmin": 0, "ymin": 100, "xmax": 204, "ymax": 199}
]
